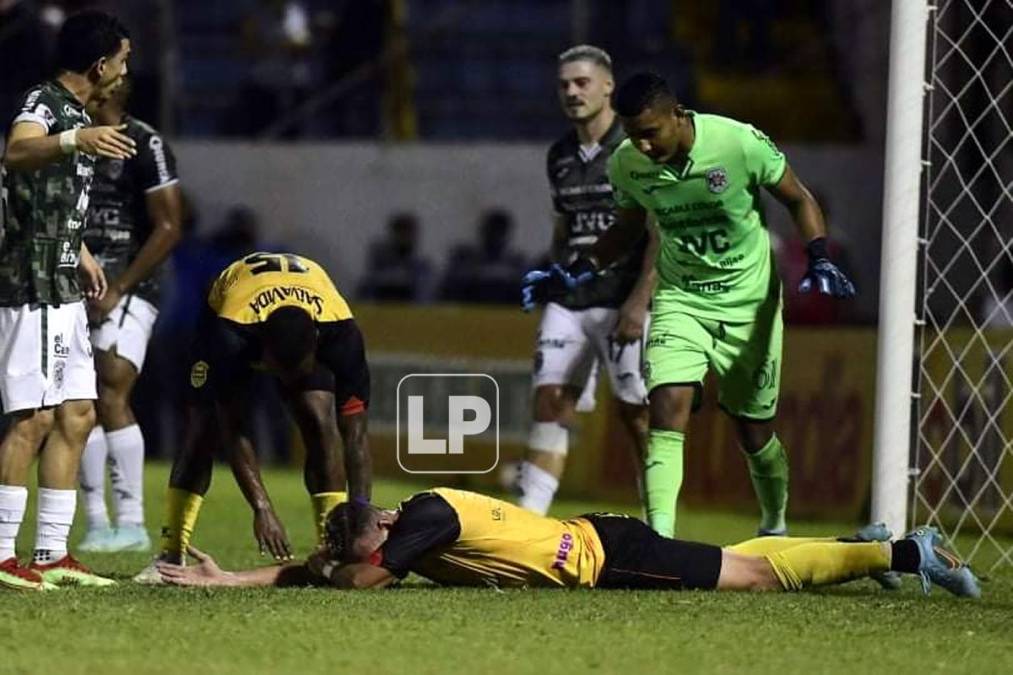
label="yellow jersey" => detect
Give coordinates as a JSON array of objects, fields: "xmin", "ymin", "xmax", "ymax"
[
  {"xmin": 208, "ymin": 252, "xmax": 352, "ymax": 324},
  {"xmin": 380, "ymin": 488, "xmax": 606, "ymax": 589}
]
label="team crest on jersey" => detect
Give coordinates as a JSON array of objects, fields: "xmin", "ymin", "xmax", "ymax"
[
  {"xmin": 190, "ymin": 360, "xmax": 209, "ymax": 388},
  {"xmin": 105, "ymin": 159, "xmax": 124, "ymax": 180},
  {"xmin": 706, "ymin": 167, "xmax": 729, "ymax": 194}
]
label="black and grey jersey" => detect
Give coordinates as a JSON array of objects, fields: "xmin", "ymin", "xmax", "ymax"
[
  {"xmin": 547, "ymin": 118, "xmax": 645, "ymax": 310},
  {"xmin": 83, "ymin": 115, "xmax": 178, "ymax": 305}
]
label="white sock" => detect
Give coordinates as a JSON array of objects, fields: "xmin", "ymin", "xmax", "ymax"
[
  {"xmin": 516, "ymin": 461, "xmax": 559, "ymax": 516},
  {"xmin": 34, "ymin": 488, "xmax": 76, "ymax": 562},
  {"xmin": 107, "ymin": 424, "xmax": 145, "ymax": 527},
  {"xmin": 0, "ymin": 485, "xmax": 28, "ymax": 561},
  {"xmin": 79, "ymin": 425, "xmax": 110, "ymax": 529}
]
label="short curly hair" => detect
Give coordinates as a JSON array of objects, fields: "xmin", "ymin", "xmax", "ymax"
[{"xmin": 324, "ymin": 500, "xmax": 378, "ymax": 562}]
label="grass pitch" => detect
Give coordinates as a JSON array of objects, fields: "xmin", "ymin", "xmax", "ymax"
[{"xmin": 3, "ymin": 463, "xmax": 1011, "ymax": 675}]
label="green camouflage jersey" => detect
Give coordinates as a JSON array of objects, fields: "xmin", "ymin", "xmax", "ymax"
[
  {"xmin": 83, "ymin": 116, "xmax": 179, "ymax": 305},
  {"xmin": 608, "ymin": 113, "xmax": 786, "ymax": 322},
  {"xmin": 0, "ymin": 80, "xmax": 96, "ymax": 306}
]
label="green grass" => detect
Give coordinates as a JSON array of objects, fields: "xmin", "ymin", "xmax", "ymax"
[{"xmin": 3, "ymin": 462, "xmax": 1012, "ymax": 675}]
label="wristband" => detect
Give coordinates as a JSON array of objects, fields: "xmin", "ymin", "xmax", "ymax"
[
  {"xmin": 59, "ymin": 128, "xmax": 78, "ymax": 155},
  {"xmin": 805, "ymin": 237, "xmax": 829, "ymax": 262}
]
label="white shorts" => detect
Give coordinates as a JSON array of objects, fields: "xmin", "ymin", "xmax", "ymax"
[
  {"xmin": 90, "ymin": 294, "xmax": 158, "ymax": 372},
  {"xmin": 532, "ymin": 302, "xmax": 648, "ymax": 407},
  {"xmin": 0, "ymin": 302, "xmax": 97, "ymax": 413}
]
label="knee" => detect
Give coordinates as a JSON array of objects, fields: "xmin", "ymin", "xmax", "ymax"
[
  {"xmin": 9, "ymin": 408, "xmax": 57, "ymax": 444},
  {"xmin": 735, "ymin": 420, "xmax": 775, "ymax": 454},
  {"xmin": 95, "ymin": 393, "xmax": 126, "ymax": 427},
  {"xmin": 532, "ymin": 386, "xmax": 577, "ymax": 423},
  {"xmin": 59, "ymin": 400, "xmax": 96, "ymax": 438},
  {"xmin": 648, "ymin": 388, "xmax": 693, "ymax": 431}
]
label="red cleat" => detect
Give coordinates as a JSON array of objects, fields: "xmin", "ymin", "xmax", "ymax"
[
  {"xmin": 0, "ymin": 556, "xmax": 44, "ymax": 591},
  {"xmin": 29, "ymin": 554, "xmax": 116, "ymax": 587}
]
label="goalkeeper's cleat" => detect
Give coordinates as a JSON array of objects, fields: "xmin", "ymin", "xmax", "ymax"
[
  {"xmin": 106, "ymin": 525, "xmax": 151, "ymax": 553},
  {"xmin": 757, "ymin": 527, "xmax": 787, "ymax": 537},
  {"xmin": 133, "ymin": 556, "xmax": 174, "ymax": 585},
  {"xmin": 0, "ymin": 557, "xmax": 44, "ymax": 591},
  {"xmin": 77, "ymin": 526, "xmax": 118, "ymax": 552},
  {"xmin": 29, "ymin": 555, "xmax": 116, "ymax": 587},
  {"xmin": 904, "ymin": 526, "xmax": 981, "ymax": 599},
  {"xmin": 849, "ymin": 522, "xmax": 903, "ymax": 590}
]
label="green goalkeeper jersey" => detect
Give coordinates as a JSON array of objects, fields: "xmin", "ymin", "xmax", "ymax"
[{"xmin": 607, "ymin": 112, "xmax": 786, "ymax": 322}]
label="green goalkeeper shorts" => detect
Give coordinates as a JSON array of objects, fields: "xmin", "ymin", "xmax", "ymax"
[{"xmin": 644, "ymin": 299, "xmax": 783, "ymax": 420}]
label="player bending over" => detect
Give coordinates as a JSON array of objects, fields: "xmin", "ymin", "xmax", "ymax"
[
  {"xmin": 157, "ymin": 488, "xmax": 980, "ymax": 598},
  {"xmin": 134, "ymin": 253, "xmax": 372, "ymax": 583}
]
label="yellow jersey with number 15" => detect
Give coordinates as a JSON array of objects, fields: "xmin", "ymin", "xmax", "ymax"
[{"xmin": 207, "ymin": 252, "xmax": 352, "ymax": 324}]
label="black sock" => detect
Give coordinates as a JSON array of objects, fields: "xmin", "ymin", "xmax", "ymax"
[{"xmin": 890, "ymin": 540, "xmax": 922, "ymax": 573}]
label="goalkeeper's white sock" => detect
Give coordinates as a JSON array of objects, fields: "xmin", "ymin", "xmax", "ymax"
[
  {"xmin": 79, "ymin": 425, "xmax": 110, "ymax": 529},
  {"xmin": 516, "ymin": 461, "xmax": 559, "ymax": 516},
  {"xmin": 107, "ymin": 424, "xmax": 146, "ymax": 527}
]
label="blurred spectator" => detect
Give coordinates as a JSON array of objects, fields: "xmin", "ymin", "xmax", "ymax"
[
  {"xmin": 0, "ymin": 1, "xmax": 49, "ymax": 127},
  {"xmin": 357, "ymin": 212, "xmax": 434, "ymax": 302},
  {"xmin": 230, "ymin": 0, "xmax": 319, "ymax": 137},
  {"xmin": 439, "ymin": 209, "xmax": 528, "ymax": 305},
  {"xmin": 776, "ymin": 190, "xmax": 857, "ymax": 324}
]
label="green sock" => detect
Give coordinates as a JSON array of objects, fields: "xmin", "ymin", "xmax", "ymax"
[
  {"xmin": 745, "ymin": 434, "xmax": 789, "ymax": 533},
  {"xmin": 644, "ymin": 429, "xmax": 684, "ymax": 537}
]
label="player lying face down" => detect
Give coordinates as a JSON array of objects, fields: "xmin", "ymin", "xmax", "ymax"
[
  {"xmin": 134, "ymin": 254, "xmax": 372, "ymax": 583},
  {"xmin": 155, "ymin": 489, "xmax": 979, "ymax": 598}
]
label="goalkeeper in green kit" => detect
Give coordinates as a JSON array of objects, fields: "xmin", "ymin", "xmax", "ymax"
[{"xmin": 522, "ymin": 72, "xmax": 856, "ymax": 537}]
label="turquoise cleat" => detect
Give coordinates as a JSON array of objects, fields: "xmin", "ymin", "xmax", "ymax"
[
  {"xmin": 77, "ymin": 526, "xmax": 118, "ymax": 553},
  {"xmin": 106, "ymin": 525, "xmax": 152, "ymax": 553},
  {"xmin": 850, "ymin": 522, "xmax": 902, "ymax": 590},
  {"xmin": 904, "ymin": 526, "xmax": 981, "ymax": 598}
]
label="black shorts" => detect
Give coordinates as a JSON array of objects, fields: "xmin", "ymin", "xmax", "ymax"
[
  {"xmin": 186, "ymin": 307, "xmax": 370, "ymax": 415},
  {"xmin": 585, "ymin": 514, "xmax": 723, "ymax": 590}
]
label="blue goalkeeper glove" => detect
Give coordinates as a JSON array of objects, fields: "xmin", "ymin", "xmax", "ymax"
[
  {"xmin": 520, "ymin": 258, "xmax": 598, "ymax": 312},
  {"xmin": 797, "ymin": 238, "xmax": 856, "ymax": 298}
]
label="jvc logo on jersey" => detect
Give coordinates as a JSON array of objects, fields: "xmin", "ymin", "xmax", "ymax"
[
  {"xmin": 676, "ymin": 228, "xmax": 730, "ymax": 255},
  {"xmin": 572, "ymin": 210, "xmax": 614, "ymax": 235},
  {"xmin": 396, "ymin": 373, "xmax": 499, "ymax": 475}
]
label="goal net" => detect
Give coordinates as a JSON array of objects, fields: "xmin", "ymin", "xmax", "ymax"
[{"xmin": 913, "ymin": 0, "xmax": 1013, "ymax": 569}]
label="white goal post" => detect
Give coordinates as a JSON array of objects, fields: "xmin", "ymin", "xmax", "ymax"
[
  {"xmin": 875, "ymin": 0, "xmax": 1013, "ymax": 568},
  {"xmin": 871, "ymin": 0, "xmax": 930, "ymax": 543}
]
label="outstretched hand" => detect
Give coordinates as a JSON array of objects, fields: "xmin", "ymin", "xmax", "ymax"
[{"xmin": 157, "ymin": 546, "xmax": 232, "ymax": 587}]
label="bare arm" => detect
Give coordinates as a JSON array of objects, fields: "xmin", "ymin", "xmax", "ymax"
[
  {"xmin": 91, "ymin": 183, "xmax": 183, "ymax": 318},
  {"xmin": 113, "ymin": 183, "xmax": 183, "ymax": 293},
  {"xmin": 766, "ymin": 164, "xmax": 827, "ymax": 243},
  {"xmin": 613, "ymin": 217, "xmax": 659, "ymax": 344},
  {"xmin": 337, "ymin": 411, "xmax": 372, "ymax": 502},
  {"xmin": 4, "ymin": 122, "xmax": 136, "ymax": 172},
  {"xmin": 587, "ymin": 205, "xmax": 649, "ymax": 268},
  {"xmin": 625, "ymin": 216, "xmax": 659, "ymax": 309},
  {"xmin": 157, "ymin": 546, "xmax": 395, "ymax": 589},
  {"xmin": 217, "ymin": 394, "xmax": 293, "ymax": 560},
  {"xmin": 3, "ymin": 123, "xmax": 63, "ymax": 170}
]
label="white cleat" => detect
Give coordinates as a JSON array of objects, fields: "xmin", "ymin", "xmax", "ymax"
[{"xmin": 132, "ymin": 558, "xmax": 173, "ymax": 585}]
